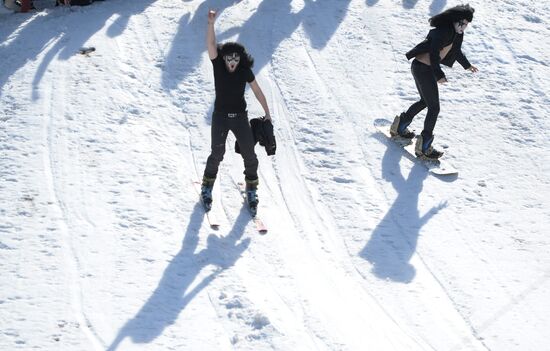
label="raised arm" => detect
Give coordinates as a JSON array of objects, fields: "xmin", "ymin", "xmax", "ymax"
[
  {"xmin": 207, "ymin": 10, "xmax": 218, "ymax": 60},
  {"xmin": 249, "ymin": 80, "xmax": 271, "ymax": 120}
]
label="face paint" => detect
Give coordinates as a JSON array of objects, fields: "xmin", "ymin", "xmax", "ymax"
[
  {"xmin": 454, "ymin": 20, "xmax": 469, "ymax": 34},
  {"xmin": 224, "ymin": 53, "xmax": 241, "ymax": 72}
]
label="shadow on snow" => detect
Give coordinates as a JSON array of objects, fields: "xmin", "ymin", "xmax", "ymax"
[
  {"xmin": 360, "ymin": 143, "xmax": 447, "ymax": 283},
  {"xmin": 106, "ymin": 202, "xmax": 251, "ymax": 350},
  {"xmin": 0, "ymin": 0, "xmax": 156, "ymax": 100},
  {"xmin": 161, "ymin": 0, "xmax": 352, "ymax": 91},
  {"xmin": 366, "ymin": 0, "xmax": 447, "ymax": 14}
]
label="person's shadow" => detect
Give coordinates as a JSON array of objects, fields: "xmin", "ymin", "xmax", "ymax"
[
  {"xmin": 0, "ymin": 13, "xmax": 61, "ymax": 99},
  {"xmin": 30, "ymin": 0, "xmax": 156, "ymax": 100},
  {"xmin": 106, "ymin": 202, "xmax": 251, "ymax": 350},
  {"xmin": 162, "ymin": 0, "xmax": 352, "ymax": 90},
  {"xmin": 366, "ymin": 0, "xmax": 446, "ymax": 12},
  {"xmin": 161, "ymin": 0, "xmax": 240, "ymax": 91},
  {"xmin": 360, "ymin": 145, "xmax": 447, "ymax": 283}
]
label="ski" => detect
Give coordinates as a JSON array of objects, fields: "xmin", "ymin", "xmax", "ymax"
[
  {"xmin": 192, "ymin": 181, "xmax": 220, "ymax": 229},
  {"xmin": 236, "ymin": 182, "xmax": 268, "ymax": 234}
]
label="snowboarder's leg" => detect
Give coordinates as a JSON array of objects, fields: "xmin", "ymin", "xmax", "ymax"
[
  {"xmin": 392, "ymin": 60, "xmax": 430, "ymax": 138},
  {"xmin": 409, "ymin": 60, "xmax": 443, "ymax": 159},
  {"xmin": 410, "ymin": 59, "xmax": 440, "ymax": 137}
]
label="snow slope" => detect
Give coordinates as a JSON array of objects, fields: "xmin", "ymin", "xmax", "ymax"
[{"xmin": 1, "ymin": 0, "xmax": 549, "ymax": 350}]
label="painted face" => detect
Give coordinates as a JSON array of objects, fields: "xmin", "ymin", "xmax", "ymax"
[
  {"xmin": 224, "ymin": 52, "xmax": 241, "ymax": 72},
  {"xmin": 454, "ymin": 20, "xmax": 469, "ymax": 34}
]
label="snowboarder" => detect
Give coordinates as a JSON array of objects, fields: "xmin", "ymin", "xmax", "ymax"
[
  {"xmin": 201, "ymin": 9, "xmax": 271, "ymax": 213},
  {"xmin": 390, "ymin": 4, "xmax": 478, "ymax": 159}
]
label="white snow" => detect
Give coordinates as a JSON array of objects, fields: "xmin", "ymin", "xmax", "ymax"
[{"xmin": 1, "ymin": 0, "xmax": 549, "ymax": 350}]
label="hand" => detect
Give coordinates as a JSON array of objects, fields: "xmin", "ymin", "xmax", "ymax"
[
  {"xmin": 207, "ymin": 9, "xmax": 217, "ymax": 24},
  {"xmin": 437, "ymin": 77, "xmax": 448, "ymax": 84},
  {"xmin": 468, "ymin": 65, "xmax": 479, "ymax": 73},
  {"xmin": 264, "ymin": 112, "xmax": 272, "ymax": 121}
]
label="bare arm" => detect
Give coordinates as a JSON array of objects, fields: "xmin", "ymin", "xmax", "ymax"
[
  {"xmin": 249, "ymin": 79, "xmax": 271, "ymax": 120},
  {"xmin": 207, "ymin": 10, "xmax": 218, "ymax": 60}
]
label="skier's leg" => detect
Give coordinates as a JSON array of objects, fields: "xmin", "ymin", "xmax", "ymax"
[
  {"xmin": 231, "ymin": 114, "xmax": 259, "ymax": 213},
  {"xmin": 204, "ymin": 112, "xmax": 230, "ymax": 180},
  {"xmin": 230, "ymin": 114, "xmax": 259, "ymax": 183}
]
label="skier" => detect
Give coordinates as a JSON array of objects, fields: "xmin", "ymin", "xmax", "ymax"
[
  {"xmin": 201, "ymin": 9, "xmax": 271, "ymax": 214},
  {"xmin": 390, "ymin": 4, "xmax": 478, "ymax": 159}
]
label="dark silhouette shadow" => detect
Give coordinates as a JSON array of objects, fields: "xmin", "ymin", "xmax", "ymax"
[
  {"xmin": 429, "ymin": 0, "xmax": 447, "ymax": 15},
  {"xmin": 163, "ymin": 0, "xmax": 352, "ymax": 90},
  {"xmin": 402, "ymin": 0, "xmax": 420, "ymax": 9},
  {"xmin": 231, "ymin": 0, "xmax": 299, "ymax": 73},
  {"xmin": 368, "ymin": 0, "xmax": 444, "ymax": 10},
  {"xmin": 27, "ymin": 0, "xmax": 155, "ymax": 100},
  {"xmin": 360, "ymin": 145, "xmax": 447, "ymax": 283},
  {"xmin": 106, "ymin": 203, "xmax": 251, "ymax": 350},
  {"xmin": 0, "ymin": 13, "xmax": 60, "ymax": 99},
  {"xmin": 161, "ymin": 0, "xmax": 239, "ymax": 91},
  {"xmin": 300, "ymin": 0, "xmax": 352, "ymax": 50}
]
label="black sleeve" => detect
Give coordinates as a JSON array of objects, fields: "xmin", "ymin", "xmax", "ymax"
[
  {"xmin": 456, "ymin": 50, "xmax": 472, "ymax": 70},
  {"xmin": 427, "ymin": 28, "xmax": 446, "ymax": 81},
  {"xmin": 246, "ymin": 68, "xmax": 255, "ymax": 83},
  {"xmin": 211, "ymin": 55, "xmax": 221, "ymax": 65}
]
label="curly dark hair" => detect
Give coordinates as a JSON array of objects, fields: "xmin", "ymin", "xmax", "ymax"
[
  {"xmin": 217, "ymin": 42, "xmax": 254, "ymax": 69},
  {"xmin": 429, "ymin": 4, "xmax": 475, "ymax": 27}
]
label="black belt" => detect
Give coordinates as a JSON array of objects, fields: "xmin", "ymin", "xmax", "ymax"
[{"xmin": 215, "ymin": 111, "xmax": 248, "ymax": 118}]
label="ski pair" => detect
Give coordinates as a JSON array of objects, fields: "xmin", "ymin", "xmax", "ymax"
[{"xmin": 192, "ymin": 181, "xmax": 267, "ymax": 234}]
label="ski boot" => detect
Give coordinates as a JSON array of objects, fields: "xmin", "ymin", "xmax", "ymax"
[
  {"xmin": 390, "ymin": 113, "xmax": 415, "ymax": 139},
  {"xmin": 245, "ymin": 178, "xmax": 259, "ymax": 217},
  {"xmin": 415, "ymin": 133, "xmax": 443, "ymax": 160},
  {"xmin": 200, "ymin": 176, "xmax": 215, "ymax": 211}
]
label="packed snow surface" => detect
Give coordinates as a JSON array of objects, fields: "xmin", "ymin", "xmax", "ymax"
[{"xmin": 1, "ymin": 1, "xmax": 548, "ymax": 350}]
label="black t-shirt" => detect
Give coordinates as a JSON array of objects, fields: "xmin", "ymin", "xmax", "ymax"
[{"xmin": 211, "ymin": 55, "xmax": 255, "ymax": 113}]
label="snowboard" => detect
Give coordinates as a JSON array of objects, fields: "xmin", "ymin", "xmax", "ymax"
[{"xmin": 374, "ymin": 119, "xmax": 458, "ymax": 176}]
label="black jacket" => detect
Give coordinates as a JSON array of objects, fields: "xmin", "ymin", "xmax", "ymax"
[
  {"xmin": 235, "ymin": 117, "xmax": 276, "ymax": 156},
  {"xmin": 406, "ymin": 24, "xmax": 471, "ymax": 81}
]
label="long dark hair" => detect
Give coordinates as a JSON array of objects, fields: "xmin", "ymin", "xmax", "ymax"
[
  {"xmin": 217, "ymin": 42, "xmax": 254, "ymax": 69},
  {"xmin": 429, "ymin": 4, "xmax": 475, "ymax": 28}
]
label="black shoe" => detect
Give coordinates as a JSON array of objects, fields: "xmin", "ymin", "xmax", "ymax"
[
  {"xmin": 200, "ymin": 176, "xmax": 215, "ymax": 209},
  {"xmin": 245, "ymin": 178, "xmax": 259, "ymax": 215}
]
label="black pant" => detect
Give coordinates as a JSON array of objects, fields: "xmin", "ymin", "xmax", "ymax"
[
  {"xmin": 402, "ymin": 59, "xmax": 440, "ymax": 138},
  {"xmin": 204, "ymin": 111, "xmax": 258, "ymax": 181}
]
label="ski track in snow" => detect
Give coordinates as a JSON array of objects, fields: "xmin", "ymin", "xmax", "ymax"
[{"xmin": 1, "ymin": 1, "xmax": 549, "ymax": 350}]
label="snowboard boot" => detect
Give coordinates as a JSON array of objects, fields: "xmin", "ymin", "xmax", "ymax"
[
  {"xmin": 390, "ymin": 113, "xmax": 415, "ymax": 139},
  {"xmin": 245, "ymin": 178, "xmax": 259, "ymax": 216},
  {"xmin": 200, "ymin": 176, "xmax": 216, "ymax": 210},
  {"xmin": 415, "ymin": 134, "xmax": 444, "ymax": 160}
]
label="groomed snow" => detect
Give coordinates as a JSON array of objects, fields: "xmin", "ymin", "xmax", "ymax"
[{"xmin": 1, "ymin": 1, "xmax": 548, "ymax": 350}]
